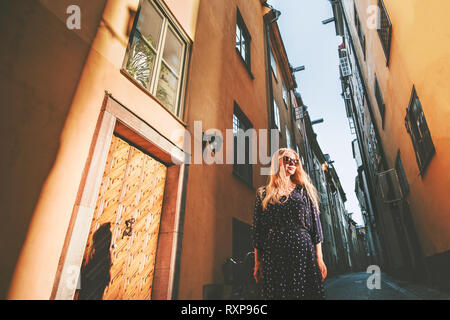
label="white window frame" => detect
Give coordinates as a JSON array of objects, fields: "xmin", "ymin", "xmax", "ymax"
[
  {"xmin": 270, "ymin": 46, "xmax": 277, "ymax": 80},
  {"xmin": 285, "ymin": 124, "xmax": 292, "ymax": 149},
  {"xmin": 282, "ymin": 82, "xmax": 289, "ymax": 108},
  {"xmin": 273, "ymin": 99, "xmax": 281, "ymax": 131},
  {"xmin": 122, "ymin": 0, "xmax": 190, "ymax": 118}
]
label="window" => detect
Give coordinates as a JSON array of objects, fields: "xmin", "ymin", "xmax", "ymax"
[
  {"xmin": 377, "ymin": 0, "xmax": 392, "ymax": 65},
  {"xmin": 395, "ymin": 150, "xmax": 409, "ymax": 197},
  {"xmin": 404, "ymin": 87, "xmax": 435, "ymax": 175},
  {"xmin": 233, "ymin": 103, "xmax": 253, "ymax": 186},
  {"xmin": 123, "ymin": 0, "xmax": 188, "ymax": 116},
  {"xmin": 282, "ymin": 82, "xmax": 289, "ymax": 108},
  {"xmin": 374, "ymin": 74, "xmax": 385, "ymax": 127},
  {"xmin": 273, "ymin": 99, "xmax": 281, "ymax": 131},
  {"xmin": 354, "ymin": 4, "xmax": 366, "ymax": 59},
  {"xmin": 368, "ymin": 122, "xmax": 383, "ymax": 173},
  {"xmin": 270, "ymin": 46, "xmax": 277, "ymax": 79},
  {"xmin": 340, "ymin": 55, "xmax": 352, "ymax": 77},
  {"xmin": 285, "ymin": 125, "xmax": 292, "ymax": 149},
  {"xmin": 232, "ymin": 218, "xmax": 252, "ymax": 261},
  {"xmin": 353, "ymin": 67, "xmax": 365, "ymax": 126},
  {"xmin": 236, "ymin": 9, "xmax": 251, "ymax": 71}
]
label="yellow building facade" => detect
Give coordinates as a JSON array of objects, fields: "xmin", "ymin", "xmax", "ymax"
[
  {"xmin": 3, "ymin": 0, "xmax": 200, "ymax": 299},
  {"xmin": 337, "ymin": 0, "xmax": 450, "ymax": 289}
]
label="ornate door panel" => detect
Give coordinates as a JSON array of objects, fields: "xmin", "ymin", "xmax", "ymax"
[{"xmin": 77, "ymin": 134, "xmax": 167, "ymax": 300}]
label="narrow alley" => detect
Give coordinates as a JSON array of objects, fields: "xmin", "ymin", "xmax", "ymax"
[{"xmin": 324, "ymin": 272, "xmax": 450, "ymax": 300}]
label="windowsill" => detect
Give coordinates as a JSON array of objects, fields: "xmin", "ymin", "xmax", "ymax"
[
  {"xmin": 120, "ymin": 68, "xmax": 187, "ymax": 127},
  {"xmin": 235, "ymin": 48, "xmax": 254, "ymax": 80}
]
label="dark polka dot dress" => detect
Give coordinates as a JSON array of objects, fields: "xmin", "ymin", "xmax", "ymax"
[{"xmin": 252, "ymin": 184, "xmax": 325, "ymax": 300}]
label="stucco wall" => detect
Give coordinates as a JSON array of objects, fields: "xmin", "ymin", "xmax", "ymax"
[
  {"xmin": 177, "ymin": 0, "xmax": 269, "ymax": 299},
  {"xmin": 4, "ymin": 0, "xmax": 199, "ymax": 299},
  {"xmin": 342, "ymin": 0, "xmax": 450, "ymax": 258}
]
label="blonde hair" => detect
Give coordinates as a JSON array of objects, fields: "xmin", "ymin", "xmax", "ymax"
[{"xmin": 257, "ymin": 148, "xmax": 320, "ymax": 212}]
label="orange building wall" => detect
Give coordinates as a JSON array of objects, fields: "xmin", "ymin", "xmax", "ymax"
[
  {"xmin": 5, "ymin": 0, "xmax": 200, "ymax": 299},
  {"xmin": 177, "ymin": 0, "xmax": 269, "ymax": 299}
]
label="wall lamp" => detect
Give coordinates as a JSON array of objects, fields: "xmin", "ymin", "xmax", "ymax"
[{"xmin": 202, "ymin": 131, "xmax": 223, "ymax": 155}]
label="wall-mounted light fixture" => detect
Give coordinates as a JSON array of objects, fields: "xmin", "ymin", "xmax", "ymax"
[{"xmin": 202, "ymin": 131, "xmax": 223, "ymax": 156}]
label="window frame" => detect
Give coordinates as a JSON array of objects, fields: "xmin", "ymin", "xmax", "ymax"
[
  {"xmin": 285, "ymin": 124, "xmax": 292, "ymax": 149},
  {"xmin": 354, "ymin": 4, "xmax": 366, "ymax": 60},
  {"xmin": 377, "ymin": 0, "xmax": 393, "ymax": 66},
  {"xmin": 273, "ymin": 99, "xmax": 281, "ymax": 131},
  {"xmin": 395, "ymin": 150, "xmax": 409, "ymax": 197},
  {"xmin": 404, "ymin": 86, "xmax": 435, "ymax": 176},
  {"xmin": 235, "ymin": 8, "xmax": 252, "ymax": 76},
  {"xmin": 232, "ymin": 102, "xmax": 253, "ymax": 187},
  {"xmin": 374, "ymin": 74, "xmax": 386, "ymax": 128},
  {"xmin": 121, "ymin": 0, "xmax": 190, "ymax": 119},
  {"xmin": 282, "ymin": 82, "xmax": 289, "ymax": 109},
  {"xmin": 269, "ymin": 45, "xmax": 278, "ymax": 80}
]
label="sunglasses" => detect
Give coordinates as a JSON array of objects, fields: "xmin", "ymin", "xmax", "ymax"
[{"xmin": 282, "ymin": 156, "xmax": 299, "ymax": 166}]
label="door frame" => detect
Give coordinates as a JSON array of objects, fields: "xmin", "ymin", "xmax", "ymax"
[{"xmin": 51, "ymin": 93, "xmax": 188, "ymax": 300}]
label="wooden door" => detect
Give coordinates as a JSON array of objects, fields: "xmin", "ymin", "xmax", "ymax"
[{"xmin": 76, "ymin": 134, "xmax": 167, "ymax": 300}]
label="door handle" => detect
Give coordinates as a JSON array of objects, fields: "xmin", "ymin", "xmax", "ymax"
[{"xmin": 122, "ymin": 218, "xmax": 135, "ymax": 239}]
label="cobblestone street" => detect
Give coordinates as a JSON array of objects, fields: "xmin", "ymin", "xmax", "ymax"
[{"xmin": 324, "ymin": 272, "xmax": 450, "ymax": 300}]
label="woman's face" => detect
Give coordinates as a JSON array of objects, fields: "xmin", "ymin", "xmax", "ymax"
[{"xmin": 280, "ymin": 151, "xmax": 298, "ymax": 177}]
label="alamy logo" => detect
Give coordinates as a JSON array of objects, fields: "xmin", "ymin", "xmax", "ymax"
[
  {"xmin": 366, "ymin": 265, "xmax": 381, "ymax": 289},
  {"xmin": 66, "ymin": 5, "xmax": 81, "ymax": 30},
  {"xmin": 169, "ymin": 121, "xmax": 283, "ymax": 175},
  {"xmin": 65, "ymin": 265, "xmax": 81, "ymax": 290}
]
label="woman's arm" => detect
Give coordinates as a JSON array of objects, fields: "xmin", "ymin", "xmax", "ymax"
[
  {"xmin": 315, "ymin": 242, "xmax": 323, "ymax": 261},
  {"xmin": 253, "ymin": 248, "xmax": 262, "ymax": 283},
  {"xmin": 315, "ymin": 242, "xmax": 327, "ymax": 282},
  {"xmin": 252, "ymin": 191, "xmax": 264, "ymax": 283}
]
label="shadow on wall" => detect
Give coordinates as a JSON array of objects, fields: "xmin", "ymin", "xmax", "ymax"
[
  {"xmin": 0, "ymin": 0, "xmax": 107, "ymax": 298},
  {"xmin": 76, "ymin": 223, "xmax": 112, "ymax": 300}
]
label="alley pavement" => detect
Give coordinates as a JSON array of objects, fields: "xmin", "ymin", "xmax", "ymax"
[{"xmin": 323, "ymin": 272, "xmax": 450, "ymax": 300}]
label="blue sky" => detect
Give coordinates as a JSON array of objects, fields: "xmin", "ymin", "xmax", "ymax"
[{"xmin": 269, "ymin": 0, "xmax": 364, "ymax": 225}]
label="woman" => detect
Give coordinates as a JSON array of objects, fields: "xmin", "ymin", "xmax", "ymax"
[{"xmin": 252, "ymin": 148, "xmax": 327, "ymax": 300}]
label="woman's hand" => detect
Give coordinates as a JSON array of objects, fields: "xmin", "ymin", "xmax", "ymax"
[
  {"xmin": 317, "ymin": 259, "xmax": 327, "ymax": 282},
  {"xmin": 253, "ymin": 262, "xmax": 262, "ymax": 283}
]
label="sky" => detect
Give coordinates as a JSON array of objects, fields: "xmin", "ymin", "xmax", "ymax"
[{"xmin": 269, "ymin": 0, "xmax": 364, "ymax": 226}]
